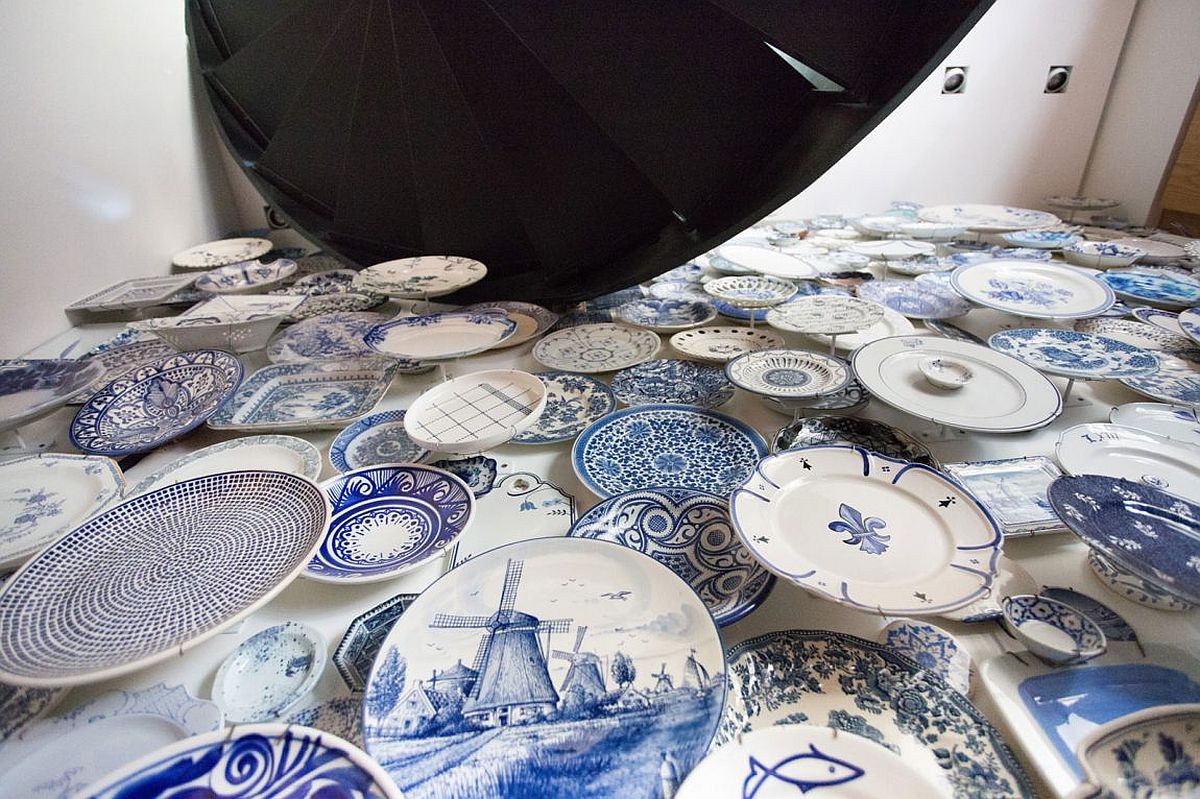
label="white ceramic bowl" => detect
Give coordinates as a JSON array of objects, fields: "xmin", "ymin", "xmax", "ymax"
[
  {"xmin": 1063, "ymin": 242, "xmax": 1145, "ymax": 269},
  {"xmin": 131, "ymin": 313, "xmax": 287, "ymax": 353},
  {"xmin": 1002, "ymin": 593, "xmax": 1107, "ymax": 665},
  {"xmin": 919, "ymin": 356, "xmax": 973, "ymax": 389}
]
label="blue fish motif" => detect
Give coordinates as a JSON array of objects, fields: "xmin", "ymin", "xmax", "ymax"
[{"xmin": 743, "ymin": 745, "xmax": 865, "ymax": 797}]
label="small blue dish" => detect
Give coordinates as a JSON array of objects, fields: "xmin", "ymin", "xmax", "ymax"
[
  {"xmin": 329, "ymin": 409, "xmax": 430, "ymax": 473},
  {"xmin": 1002, "ymin": 594, "xmax": 1106, "ymax": 665}
]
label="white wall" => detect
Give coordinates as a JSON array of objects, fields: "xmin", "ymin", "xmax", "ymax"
[
  {"xmin": 1081, "ymin": 0, "xmax": 1200, "ymax": 225},
  {"xmin": 0, "ymin": 1, "xmax": 241, "ymax": 356},
  {"xmin": 771, "ymin": 0, "xmax": 1137, "ymax": 219}
]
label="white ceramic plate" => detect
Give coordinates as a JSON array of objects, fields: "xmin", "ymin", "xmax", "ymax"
[
  {"xmin": 951, "ymin": 260, "xmax": 1114, "ymax": 319},
  {"xmin": 1055, "ymin": 423, "xmax": 1200, "ymax": 502},
  {"xmin": 212, "ymin": 622, "xmax": 327, "ymax": 723},
  {"xmin": 725, "ymin": 349, "xmax": 851, "ymax": 398},
  {"xmin": 918, "ymin": 204, "xmax": 1060, "ymax": 232},
  {"xmin": 848, "ymin": 239, "xmax": 937, "ymax": 260},
  {"xmin": 808, "ymin": 305, "xmax": 915, "ymax": 351},
  {"xmin": 1110, "ymin": 402, "xmax": 1200, "ymax": 446},
  {"xmin": 731, "ymin": 445, "xmax": 1001, "ymax": 615},
  {"xmin": 127, "ymin": 435, "xmax": 322, "ymax": 496},
  {"xmin": 765, "ymin": 295, "xmax": 884, "ymax": 335},
  {"xmin": 851, "ymin": 335, "xmax": 1062, "ymax": 433},
  {"xmin": 715, "ymin": 244, "xmax": 819, "ymax": 279},
  {"xmin": 404, "ymin": 369, "xmax": 547, "ymax": 452},
  {"xmin": 171, "ymin": 237, "xmax": 273, "ymax": 269},
  {"xmin": 669, "ymin": 326, "xmax": 785, "ymax": 362},
  {"xmin": 364, "ymin": 312, "xmax": 516, "ymax": 360},
  {"xmin": 532, "ymin": 323, "xmax": 661, "ymax": 373},
  {"xmin": 352, "ymin": 255, "xmax": 487, "ymax": 298}
]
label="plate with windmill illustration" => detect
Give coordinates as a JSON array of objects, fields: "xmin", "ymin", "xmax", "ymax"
[
  {"xmin": 362, "ymin": 537, "xmax": 724, "ymax": 799},
  {"xmin": 730, "ymin": 445, "xmax": 1001, "ymax": 616}
]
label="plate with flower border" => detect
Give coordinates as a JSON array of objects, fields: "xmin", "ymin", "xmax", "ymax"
[
  {"xmin": 731, "ymin": 445, "xmax": 1001, "ymax": 615},
  {"xmin": 572, "ymin": 403, "xmax": 767, "ymax": 498},
  {"xmin": 128, "ymin": 434, "xmax": 322, "ymax": 495},
  {"xmin": 610, "ymin": 359, "xmax": 733, "ymax": 408},
  {"xmin": 771, "ymin": 415, "xmax": 937, "ymax": 468},
  {"xmin": 532, "ymin": 322, "xmax": 661, "ymax": 373},
  {"xmin": 987, "ymin": 328, "xmax": 1158, "ymax": 380},
  {"xmin": 207, "ymin": 360, "xmax": 395, "ymax": 432},
  {"xmin": 718, "ymin": 630, "xmax": 1035, "ymax": 798},
  {"xmin": 364, "ymin": 311, "xmax": 516, "ymax": 361},
  {"xmin": 855, "ymin": 279, "xmax": 972, "ymax": 319},
  {"xmin": 1098, "ymin": 269, "xmax": 1200, "ymax": 309},
  {"xmin": 0, "ymin": 682, "xmax": 223, "ymax": 798},
  {"xmin": 195, "ymin": 259, "xmax": 297, "ymax": 294},
  {"xmin": 1110, "ymin": 401, "xmax": 1200, "ymax": 445},
  {"xmin": 171, "ymin": 237, "xmax": 273, "ymax": 269},
  {"xmin": 1119, "ymin": 352, "xmax": 1200, "ymax": 406},
  {"xmin": 918, "ymin": 203, "xmax": 1060, "ymax": 232},
  {"xmin": 668, "ymin": 326, "xmax": 785, "ymax": 362},
  {"xmin": 703, "ymin": 275, "xmax": 798, "ymax": 308},
  {"xmin": 879, "ymin": 619, "xmax": 973, "ymax": 696},
  {"xmin": 362, "ymin": 537, "xmax": 725, "ymax": 799},
  {"xmin": 328, "ymin": 410, "xmax": 429, "ymax": 472},
  {"xmin": 764, "ymin": 295, "xmax": 884, "ymax": 335},
  {"xmin": 1075, "ymin": 317, "xmax": 1198, "ymax": 352},
  {"xmin": 1049, "ymin": 474, "xmax": 1200, "ymax": 605},
  {"xmin": 352, "ymin": 255, "xmax": 487, "ymax": 298},
  {"xmin": 0, "ymin": 453, "xmax": 124, "ymax": 571},
  {"xmin": 267, "ymin": 311, "xmax": 424, "ymax": 368},
  {"xmin": 1073, "ymin": 704, "xmax": 1200, "ymax": 799},
  {"xmin": 84, "ymin": 723, "xmax": 401, "ymax": 799},
  {"xmin": 568, "ymin": 486, "xmax": 774, "ymax": 626},
  {"xmin": 212, "ymin": 622, "xmax": 327, "ymax": 722},
  {"xmin": 462, "ymin": 300, "xmax": 559, "ymax": 347},
  {"xmin": 0, "ymin": 358, "xmax": 106, "ymax": 433},
  {"xmin": 69, "ymin": 350, "xmax": 243, "ymax": 456},
  {"xmin": 1055, "ymin": 423, "xmax": 1200, "ymax": 503},
  {"xmin": 510, "ymin": 371, "xmax": 615, "ymax": 445},
  {"xmin": 614, "ymin": 298, "xmax": 716, "ymax": 331},
  {"xmin": 951, "ymin": 260, "xmax": 1115, "ymax": 319},
  {"xmin": 940, "ymin": 457, "xmax": 1064, "ymax": 538},
  {"xmin": 1180, "ymin": 306, "xmax": 1200, "ymax": 347},
  {"xmin": 725, "ymin": 349, "xmax": 850, "ymax": 399}
]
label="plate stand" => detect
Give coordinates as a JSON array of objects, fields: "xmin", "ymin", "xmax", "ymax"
[
  {"xmin": 0, "ymin": 426, "xmax": 51, "ymax": 454},
  {"xmin": 826, "ymin": 333, "xmax": 839, "ymax": 355},
  {"xmin": 911, "ymin": 422, "xmax": 970, "ymax": 442},
  {"xmin": 1060, "ymin": 378, "xmax": 1092, "ymax": 408}
]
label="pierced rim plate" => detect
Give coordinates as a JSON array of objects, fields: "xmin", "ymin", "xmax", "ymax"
[
  {"xmin": 731, "ymin": 445, "xmax": 1000, "ymax": 614},
  {"xmin": 532, "ymin": 322, "xmax": 661, "ymax": 373},
  {"xmin": 714, "ymin": 244, "xmax": 819, "ymax": 279},
  {"xmin": 212, "ymin": 622, "xmax": 327, "ymax": 722},
  {"xmin": 1055, "ymin": 423, "xmax": 1200, "ymax": 503},
  {"xmin": 986, "ymin": 328, "xmax": 1158, "ymax": 380},
  {"xmin": 703, "ymin": 275, "xmax": 798, "ymax": 308},
  {"xmin": 855, "ymin": 280, "xmax": 972, "ymax": 320},
  {"xmin": 404, "ymin": 369, "xmax": 547, "ymax": 452},
  {"xmin": 352, "ymin": 255, "xmax": 487, "ymax": 298},
  {"xmin": 129, "ymin": 435, "xmax": 322, "ymax": 495},
  {"xmin": 725, "ymin": 349, "xmax": 851, "ymax": 399},
  {"xmin": 951, "ymin": 260, "xmax": 1115, "ymax": 319},
  {"xmin": 328, "ymin": 410, "xmax": 430, "ymax": 472},
  {"xmin": 171, "ymin": 237, "xmax": 273, "ymax": 269},
  {"xmin": 668, "ymin": 326, "xmax": 785, "ymax": 362},
  {"xmin": 764, "ymin": 295, "xmax": 884, "ymax": 334}
]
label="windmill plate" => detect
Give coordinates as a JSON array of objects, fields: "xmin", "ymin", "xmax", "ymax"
[
  {"xmin": 532, "ymin": 323, "xmax": 661, "ymax": 373},
  {"xmin": 362, "ymin": 537, "xmax": 725, "ymax": 799},
  {"xmin": 718, "ymin": 630, "xmax": 1034, "ymax": 798},
  {"xmin": 171, "ymin": 237, "xmax": 273, "ymax": 269},
  {"xmin": 731, "ymin": 445, "xmax": 1001, "ymax": 615},
  {"xmin": 510, "ymin": 372, "xmax": 615, "ymax": 445},
  {"xmin": 306, "ymin": 464, "xmax": 474, "ymax": 583},
  {"xmin": 669, "ymin": 326, "xmax": 784, "ymax": 363},
  {"xmin": 950, "ymin": 260, "xmax": 1114, "ymax": 319},
  {"xmin": 128, "ymin": 434, "xmax": 322, "ymax": 495},
  {"xmin": 329, "ymin": 409, "xmax": 430, "ymax": 472},
  {"xmin": 568, "ymin": 487, "xmax": 774, "ymax": 626}
]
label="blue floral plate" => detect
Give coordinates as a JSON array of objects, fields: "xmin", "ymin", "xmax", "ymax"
[
  {"xmin": 510, "ymin": 371, "xmax": 615, "ymax": 445},
  {"xmin": 572, "ymin": 403, "xmax": 767, "ymax": 497},
  {"xmin": 1098, "ymin": 268, "xmax": 1200, "ymax": 309},
  {"xmin": 332, "ymin": 593, "xmax": 418, "ymax": 691},
  {"xmin": 307, "ymin": 464, "xmax": 473, "ymax": 583},
  {"xmin": 1074, "ymin": 703, "xmax": 1200, "ymax": 798},
  {"xmin": 987, "ymin": 328, "xmax": 1158, "ymax": 379},
  {"xmin": 569, "ymin": 487, "xmax": 774, "ymax": 625},
  {"xmin": 69, "ymin": 350, "xmax": 242, "ymax": 456},
  {"xmin": 0, "ymin": 358, "xmax": 106, "ymax": 432},
  {"xmin": 1119, "ymin": 352, "xmax": 1200, "ymax": 406},
  {"xmin": 610, "ymin": 359, "xmax": 733, "ymax": 408},
  {"xmin": 267, "ymin": 312, "xmax": 426, "ymax": 373},
  {"xmin": 614, "ymin": 298, "xmax": 716, "ymax": 331},
  {"xmin": 951, "ymin": 261, "xmax": 1114, "ymax": 319},
  {"xmin": 329, "ymin": 410, "xmax": 430, "ymax": 472},
  {"xmin": 856, "ymin": 279, "xmax": 972, "ymax": 319},
  {"xmin": 85, "ymin": 724, "xmax": 402, "ymax": 798},
  {"xmin": 1180, "ymin": 306, "xmax": 1200, "ymax": 347},
  {"xmin": 211, "ymin": 622, "xmax": 326, "ymax": 723}
]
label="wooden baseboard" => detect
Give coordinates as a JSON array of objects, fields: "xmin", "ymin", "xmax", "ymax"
[{"xmin": 1157, "ymin": 208, "xmax": 1200, "ymax": 238}]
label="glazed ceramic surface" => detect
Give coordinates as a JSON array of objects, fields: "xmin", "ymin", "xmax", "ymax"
[
  {"xmin": 131, "ymin": 313, "xmax": 287, "ymax": 353},
  {"xmin": 951, "ymin": 260, "xmax": 1115, "ymax": 319},
  {"xmin": 353, "ymin": 255, "xmax": 487, "ymax": 298},
  {"xmin": 329, "ymin": 410, "xmax": 430, "ymax": 472},
  {"xmin": 918, "ymin": 203, "xmax": 1059, "ymax": 232},
  {"xmin": 765, "ymin": 295, "xmax": 884, "ymax": 334},
  {"xmin": 848, "ymin": 239, "xmax": 937, "ymax": 260},
  {"xmin": 940, "ymin": 555, "xmax": 1039, "ymax": 623},
  {"xmin": 610, "ymin": 358, "xmax": 733, "ymax": 408},
  {"xmin": 212, "ymin": 622, "xmax": 327, "ymax": 722},
  {"xmin": 182, "ymin": 293, "xmax": 308, "ymax": 319},
  {"xmin": 364, "ymin": 312, "xmax": 517, "ymax": 361},
  {"xmin": 362, "ymin": 537, "xmax": 725, "ymax": 799},
  {"xmin": 879, "ymin": 619, "xmax": 973, "ymax": 696},
  {"xmin": 429, "ymin": 455, "xmax": 497, "ymax": 499},
  {"xmin": 855, "ymin": 280, "xmax": 972, "ymax": 319},
  {"xmin": 614, "ymin": 298, "xmax": 716, "ymax": 331},
  {"xmin": 898, "ymin": 220, "xmax": 966, "ymax": 240},
  {"xmin": 568, "ymin": 487, "xmax": 773, "ymax": 626},
  {"xmin": 86, "ymin": 724, "xmax": 401, "ymax": 798},
  {"xmin": 289, "ymin": 291, "xmax": 385, "ymax": 320},
  {"xmin": 0, "ymin": 454, "xmax": 124, "ymax": 570},
  {"xmin": 69, "ymin": 350, "xmax": 242, "ymax": 456},
  {"xmin": 720, "ymin": 630, "xmax": 1034, "ymax": 798},
  {"xmin": 771, "ymin": 415, "xmax": 937, "ymax": 468},
  {"xmin": 761, "ymin": 375, "xmax": 870, "ymax": 415},
  {"xmin": 1038, "ymin": 587, "xmax": 1139, "ymax": 644},
  {"xmin": 880, "ymin": 255, "xmax": 955, "ymax": 276},
  {"xmin": 1062, "ymin": 241, "xmax": 1144, "ymax": 269},
  {"xmin": 1075, "ymin": 317, "xmax": 1198, "ymax": 352},
  {"xmin": 678, "ymin": 723, "xmax": 948, "ymax": 798},
  {"xmin": 1110, "ymin": 402, "xmax": 1200, "ymax": 445},
  {"xmin": 647, "ymin": 279, "xmax": 709, "ymax": 302},
  {"xmin": 1132, "ymin": 306, "xmax": 1186, "ymax": 336},
  {"xmin": 1099, "ymin": 269, "xmax": 1200, "ymax": 308},
  {"xmin": 208, "ymin": 360, "xmax": 394, "ymax": 432},
  {"xmin": 1002, "ymin": 594, "xmax": 1106, "ymax": 665},
  {"xmin": 510, "ymin": 372, "xmax": 615, "ymax": 445},
  {"xmin": 715, "ymin": 244, "xmax": 819, "ymax": 279},
  {"xmin": 129, "ymin": 435, "xmax": 322, "ymax": 495},
  {"xmin": 0, "ymin": 471, "xmax": 328, "ymax": 687},
  {"xmin": 941, "ymin": 457, "xmax": 1064, "ymax": 537},
  {"xmin": 73, "ymin": 340, "xmax": 178, "ymax": 404},
  {"xmin": 532, "ymin": 323, "xmax": 661, "ymax": 373},
  {"xmin": 1089, "ymin": 549, "xmax": 1196, "ymax": 611},
  {"xmin": 333, "ymin": 593, "xmax": 419, "ymax": 691},
  {"xmin": 1110, "ymin": 236, "xmax": 1188, "ymax": 262},
  {"xmin": 0, "ymin": 359, "xmax": 105, "ymax": 432},
  {"xmin": 171, "ymin": 237, "xmax": 273, "ymax": 269},
  {"xmin": 1119, "ymin": 353, "xmax": 1200, "ymax": 406},
  {"xmin": 703, "ymin": 275, "xmax": 798, "ymax": 307},
  {"xmin": 1074, "ymin": 704, "xmax": 1200, "ymax": 799},
  {"xmin": 725, "ymin": 349, "xmax": 851, "ymax": 399},
  {"xmin": 1056, "ymin": 423, "xmax": 1200, "ymax": 502},
  {"xmin": 445, "ymin": 472, "xmax": 575, "ymax": 570},
  {"xmin": 668, "ymin": 326, "xmax": 785, "ymax": 363},
  {"xmin": 1000, "ymin": 230, "xmax": 1081, "ymax": 249},
  {"xmin": 462, "ymin": 301, "xmax": 559, "ymax": 346},
  {"xmin": 1180, "ymin": 306, "xmax": 1200, "ymax": 347},
  {"xmin": 308, "ymin": 464, "xmax": 473, "ymax": 583},
  {"xmin": 196, "ymin": 258, "xmax": 297, "ymax": 294},
  {"xmin": 267, "ymin": 311, "xmax": 405, "ymax": 364},
  {"xmin": 404, "ymin": 369, "xmax": 547, "ymax": 452},
  {"xmin": 924, "ymin": 318, "xmax": 986, "ymax": 345},
  {"xmin": 0, "ymin": 683, "xmax": 223, "ymax": 798},
  {"xmin": 851, "ymin": 336, "xmax": 1063, "ymax": 433},
  {"xmin": 286, "ymin": 696, "xmax": 366, "ymax": 747},
  {"xmin": 1049, "ymin": 474, "xmax": 1200, "ymax": 605},
  {"xmin": 987, "ymin": 328, "xmax": 1158, "ymax": 379},
  {"xmin": 0, "ymin": 682, "xmax": 64, "ymax": 743},
  {"xmin": 66, "ymin": 275, "xmax": 196, "ymax": 311},
  {"xmin": 919, "ymin": 356, "xmax": 972, "ymax": 389},
  {"xmin": 572, "ymin": 403, "xmax": 767, "ymax": 498}
]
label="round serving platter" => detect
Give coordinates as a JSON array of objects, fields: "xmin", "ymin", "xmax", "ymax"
[
  {"xmin": 129, "ymin": 434, "xmax": 322, "ymax": 495},
  {"xmin": 986, "ymin": 328, "xmax": 1158, "ymax": 380},
  {"xmin": 614, "ymin": 298, "xmax": 716, "ymax": 331},
  {"xmin": 951, "ymin": 260, "xmax": 1115, "ymax": 319},
  {"xmin": 171, "ymin": 237, "xmax": 273, "ymax": 269},
  {"xmin": 1131, "ymin": 307, "xmax": 1186, "ymax": 336},
  {"xmin": 1110, "ymin": 402, "xmax": 1200, "ymax": 445},
  {"xmin": 918, "ymin": 203, "xmax": 1059, "ymax": 232},
  {"xmin": 364, "ymin": 312, "xmax": 517, "ymax": 361},
  {"xmin": 328, "ymin": 410, "xmax": 429, "ymax": 472},
  {"xmin": 714, "ymin": 243, "xmax": 819, "ymax": 279},
  {"xmin": 1055, "ymin": 423, "xmax": 1200, "ymax": 503},
  {"xmin": 352, "ymin": 255, "xmax": 487, "ymax": 298},
  {"xmin": 668, "ymin": 326, "xmax": 785, "ymax": 362},
  {"xmin": 610, "ymin": 359, "xmax": 733, "ymax": 408},
  {"xmin": 1119, "ymin": 353, "xmax": 1200, "ymax": 406},
  {"xmin": 462, "ymin": 301, "xmax": 559, "ymax": 347},
  {"xmin": 532, "ymin": 322, "xmax": 661, "ymax": 373},
  {"xmin": 725, "ymin": 349, "xmax": 851, "ymax": 399},
  {"xmin": 510, "ymin": 371, "xmax": 615, "ymax": 445},
  {"xmin": 807, "ymin": 305, "xmax": 916, "ymax": 351},
  {"xmin": 0, "ymin": 359, "xmax": 106, "ymax": 433},
  {"xmin": 856, "ymin": 280, "xmax": 972, "ymax": 320}
]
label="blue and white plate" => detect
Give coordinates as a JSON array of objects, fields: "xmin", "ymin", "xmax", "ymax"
[
  {"xmin": 1038, "ymin": 587, "xmax": 1139, "ymax": 644},
  {"xmin": 171, "ymin": 236, "xmax": 273, "ymax": 269},
  {"xmin": 69, "ymin": 350, "xmax": 242, "ymax": 456},
  {"xmin": 129, "ymin": 434, "xmax": 322, "ymax": 495},
  {"xmin": 1089, "ymin": 549, "xmax": 1196, "ymax": 611},
  {"xmin": 716, "ymin": 244, "xmax": 822, "ymax": 279},
  {"xmin": 511, "ymin": 371, "xmax": 615, "ymax": 445},
  {"xmin": 86, "ymin": 724, "xmax": 402, "ymax": 798},
  {"xmin": 883, "ymin": 255, "xmax": 955, "ymax": 276},
  {"xmin": 614, "ymin": 298, "xmax": 716, "ymax": 331},
  {"xmin": 719, "ymin": 630, "xmax": 1035, "ymax": 798},
  {"xmin": 611, "ymin": 359, "xmax": 733, "ymax": 408},
  {"xmin": 924, "ymin": 317, "xmax": 986, "ymax": 345},
  {"xmin": 0, "ymin": 471, "xmax": 328, "ymax": 687},
  {"xmin": 703, "ymin": 275, "xmax": 798, "ymax": 308},
  {"xmin": 363, "ymin": 537, "xmax": 725, "ymax": 799},
  {"xmin": 1000, "ymin": 229, "xmax": 1081, "ymax": 249},
  {"xmin": 1110, "ymin": 401, "xmax": 1200, "ymax": 445},
  {"xmin": 288, "ymin": 292, "xmax": 386, "ymax": 320},
  {"xmin": 430, "ymin": 455, "xmax": 497, "ymax": 498},
  {"xmin": 532, "ymin": 322, "xmax": 661, "ymax": 373},
  {"xmin": 856, "ymin": 279, "xmax": 972, "ymax": 319},
  {"xmin": 333, "ymin": 593, "xmax": 418, "ymax": 691},
  {"xmin": 918, "ymin": 203, "xmax": 1060, "ymax": 232},
  {"xmin": 1098, "ymin": 269, "xmax": 1200, "ymax": 309},
  {"xmin": 732, "ymin": 445, "xmax": 1001, "ymax": 615},
  {"xmin": 329, "ymin": 410, "xmax": 430, "ymax": 472},
  {"xmin": 761, "ymin": 374, "xmax": 871, "ymax": 415},
  {"xmin": 0, "ymin": 683, "xmax": 64, "ymax": 743},
  {"xmin": 771, "ymin": 415, "xmax": 936, "ymax": 467},
  {"xmin": 0, "ymin": 453, "xmax": 125, "ymax": 570},
  {"xmin": 364, "ymin": 312, "xmax": 516, "ymax": 361},
  {"xmin": 668, "ymin": 326, "xmax": 785, "ymax": 363},
  {"xmin": 0, "ymin": 358, "xmax": 105, "ymax": 432},
  {"xmin": 647, "ymin": 279, "xmax": 709, "ymax": 302},
  {"xmin": 208, "ymin": 360, "xmax": 395, "ymax": 432},
  {"xmin": 1119, "ymin": 352, "xmax": 1200, "ymax": 406},
  {"xmin": 66, "ymin": 274, "xmax": 197, "ymax": 312},
  {"xmin": 196, "ymin": 258, "xmax": 297, "ymax": 294},
  {"xmin": 879, "ymin": 619, "xmax": 973, "ymax": 695},
  {"xmin": 462, "ymin": 300, "xmax": 559, "ymax": 346},
  {"xmin": 951, "ymin": 261, "xmax": 1115, "ymax": 319},
  {"xmin": 941, "ymin": 457, "xmax": 1064, "ymax": 537},
  {"xmin": 1132, "ymin": 306, "xmax": 1186, "ymax": 336},
  {"xmin": 73, "ymin": 339, "xmax": 178, "ymax": 404},
  {"xmin": 989, "ymin": 246, "xmax": 1054, "ymax": 261},
  {"xmin": 987, "ymin": 328, "xmax": 1158, "ymax": 379},
  {"xmin": 353, "ymin": 255, "xmax": 487, "ymax": 298},
  {"xmin": 1055, "ymin": 423, "xmax": 1200, "ymax": 503},
  {"xmin": 267, "ymin": 311, "xmax": 423, "ymax": 369},
  {"xmin": 212, "ymin": 622, "xmax": 327, "ymax": 722},
  {"xmin": 1075, "ymin": 316, "xmax": 1198, "ymax": 352},
  {"xmin": 1063, "ymin": 241, "xmax": 1144, "ymax": 269},
  {"xmin": 572, "ymin": 403, "xmax": 767, "ymax": 498},
  {"xmin": 307, "ymin": 464, "xmax": 474, "ymax": 583},
  {"xmin": 706, "ymin": 253, "xmax": 757, "ymax": 275},
  {"xmin": 568, "ymin": 487, "xmax": 774, "ymax": 626},
  {"xmin": 652, "ymin": 262, "xmax": 705, "ymax": 282},
  {"xmin": 1049, "ymin": 474, "xmax": 1200, "ymax": 605},
  {"xmin": 1002, "ymin": 593, "xmax": 1106, "ymax": 665},
  {"xmin": 1074, "ymin": 704, "xmax": 1200, "ymax": 799},
  {"xmin": 444, "ymin": 472, "xmax": 575, "ymax": 570},
  {"xmin": 405, "ymin": 369, "xmax": 547, "ymax": 453},
  {"xmin": 1180, "ymin": 306, "xmax": 1200, "ymax": 347},
  {"xmin": 725, "ymin": 349, "xmax": 851, "ymax": 399}
]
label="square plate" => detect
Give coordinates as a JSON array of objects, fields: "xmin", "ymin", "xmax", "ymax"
[
  {"xmin": 942, "ymin": 456, "xmax": 1065, "ymax": 537},
  {"xmin": 207, "ymin": 360, "xmax": 395, "ymax": 432},
  {"xmin": 65, "ymin": 276, "xmax": 196, "ymax": 312}
]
